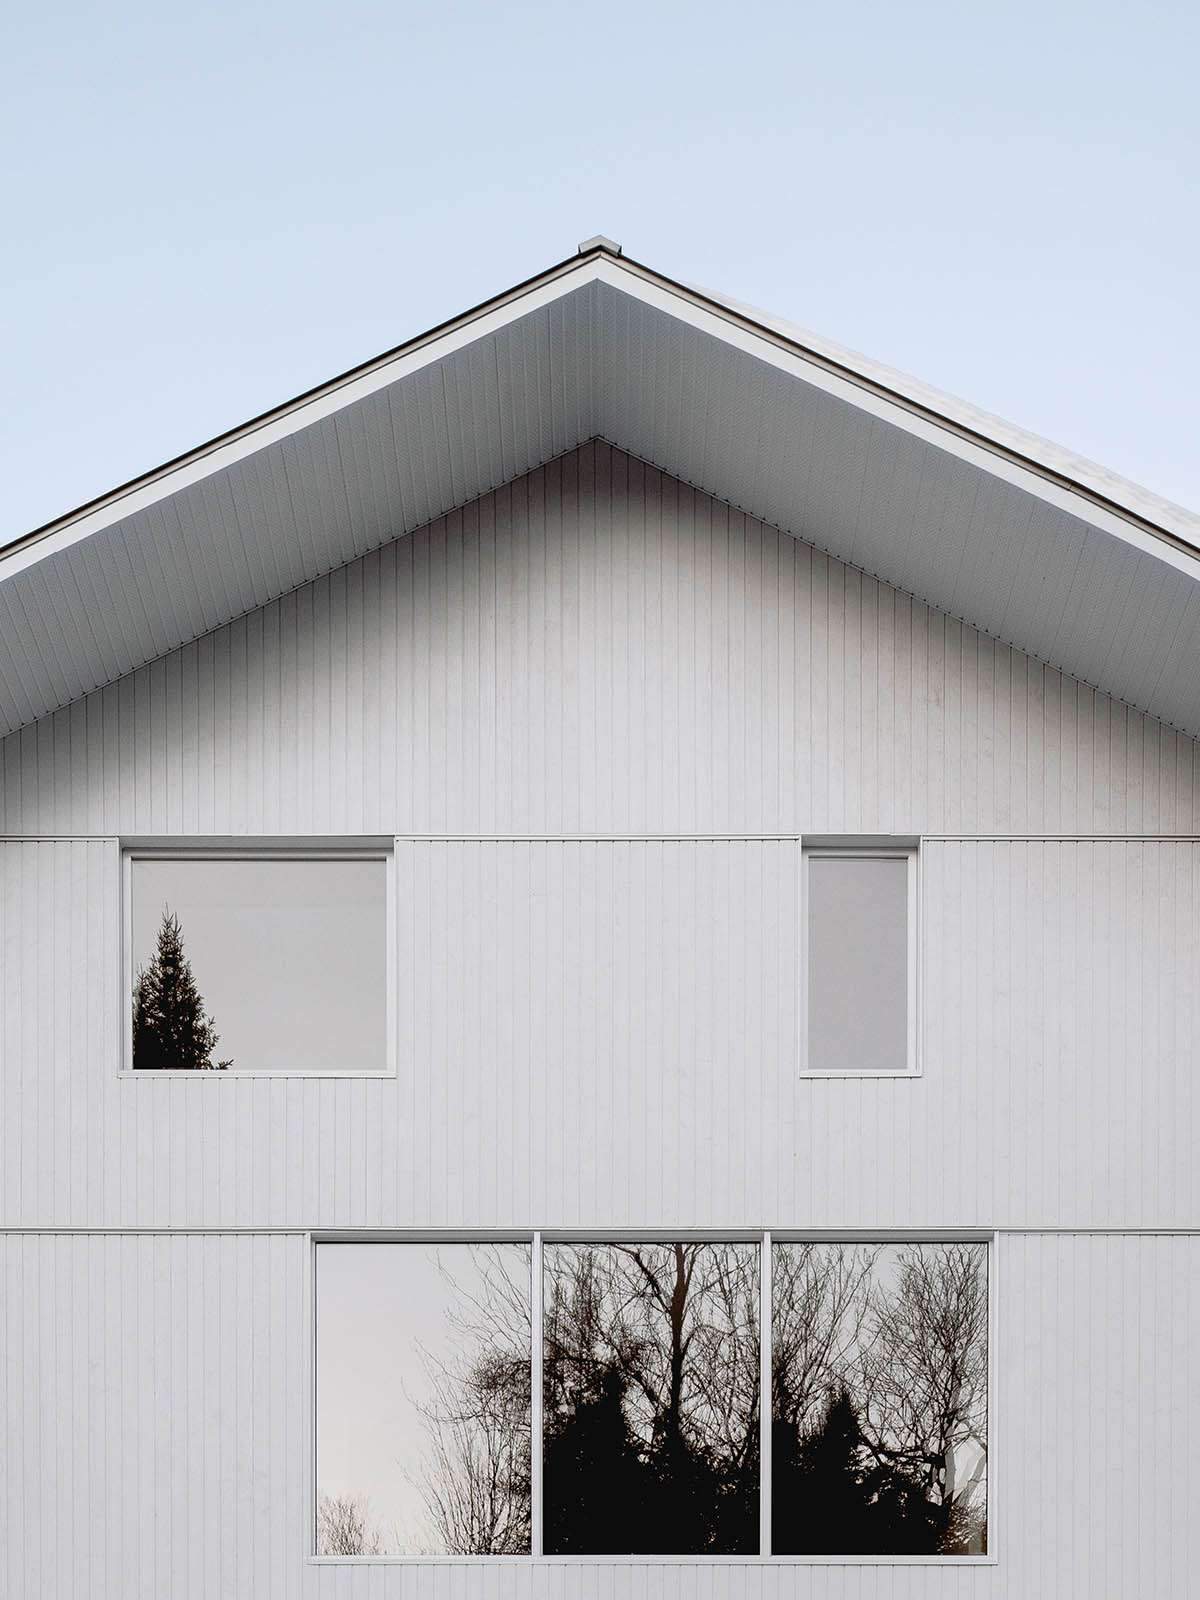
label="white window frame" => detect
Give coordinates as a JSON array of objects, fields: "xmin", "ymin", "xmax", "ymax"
[
  {"xmin": 800, "ymin": 841, "xmax": 920, "ymax": 1078},
  {"xmin": 308, "ymin": 1228, "xmax": 994, "ymax": 1567},
  {"xmin": 120, "ymin": 841, "xmax": 396, "ymax": 1079}
]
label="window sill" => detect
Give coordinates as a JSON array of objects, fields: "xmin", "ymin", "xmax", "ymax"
[
  {"xmin": 306, "ymin": 1554, "xmax": 996, "ymax": 1567},
  {"xmin": 798, "ymin": 1068, "xmax": 922, "ymax": 1079},
  {"xmin": 116, "ymin": 1068, "xmax": 395, "ymax": 1080}
]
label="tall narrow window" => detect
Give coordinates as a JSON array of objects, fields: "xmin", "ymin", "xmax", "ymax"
[
  {"xmin": 803, "ymin": 847, "xmax": 916, "ymax": 1074},
  {"xmin": 126, "ymin": 850, "xmax": 390, "ymax": 1073},
  {"xmin": 771, "ymin": 1241, "xmax": 988, "ymax": 1555},
  {"xmin": 542, "ymin": 1241, "xmax": 760, "ymax": 1555},
  {"xmin": 316, "ymin": 1242, "xmax": 533, "ymax": 1555}
]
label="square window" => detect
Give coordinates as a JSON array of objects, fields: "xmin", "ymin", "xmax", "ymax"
[
  {"xmin": 125, "ymin": 850, "xmax": 391, "ymax": 1073},
  {"xmin": 803, "ymin": 847, "xmax": 917, "ymax": 1074}
]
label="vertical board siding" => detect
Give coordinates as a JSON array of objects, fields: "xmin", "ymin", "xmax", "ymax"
[
  {"xmin": 993, "ymin": 1233, "xmax": 1200, "ymax": 1600},
  {"xmin": 0, "ymin": 840, "xmax": 120, "ymax": 1226},
  {"xmin": 1, "ymin": 444, "xmax": 1196, "ymax": 837},
  {"xmin": 0, "ymin": 282, "xmax": 604, "ymax": 740},
  {"xmin": 0, "ymin": 1232, "xmax": 308, "ymax": 1600},
  {"xmin": 401, "ymin": 839, "xmax": 798, "ymax": 1229},
  {"xmin": 3, "ymin": 1232, "xmax": 1196, "ymax": 1598},
  {"xmin": 2, "ymin": 836, "xmax": 1197, "ymax": 1229},
  {"xmin": 3, "ymin": 445, "xmax": 1196, "ymax": 1595},
  {"xmin": 921, "ymin": 839, "xmax": 1200, "ymax": 1226}
]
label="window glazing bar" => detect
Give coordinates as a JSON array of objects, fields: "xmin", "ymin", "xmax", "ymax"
[
  {"xmin": 531, "ymin": 1230, "xmax": 544, "ymax": 1556},
  {"xmin": 759, "ymin": 1230, "xmax": 772, "ymax": 1556}
]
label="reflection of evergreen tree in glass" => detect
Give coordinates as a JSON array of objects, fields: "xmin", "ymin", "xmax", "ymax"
[
  {"xmin": 774, "ymin": 1386, "xmax": 875, "ymax": 1553},
  {"xmin": 544, "ymin": 1365, "xmax": 656, "ymax": 1553},
  {"xmin": 132, "ymin": 908, "xmax": 231, "ymax": 1070},
  {"xmin": 541, "ymin": 1243, "xmax": 760, "ymax": 1554},
  {"xmin": 774, "ymin": 1384, "xmax": 973, "ymax": 1555}
]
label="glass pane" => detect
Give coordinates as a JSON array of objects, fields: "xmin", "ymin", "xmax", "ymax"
[
  {"xmin": 807, "ymin": 855, "xmax": 908, "ymax": 1072},
  {"xmin": 543, "ymin": 1241, "xmax": 760, "ymax": 1554},
  {"xmin": 130, "ymin": 856, "xmax": 387, "ymax": 1071},
  {"xmin": 316, "ymin": 1242, "xmax": 532, "ymax": 1555},
  {"xmin": 772, "ymin": 1241, "xmax": 988, "ymax": 1555}
]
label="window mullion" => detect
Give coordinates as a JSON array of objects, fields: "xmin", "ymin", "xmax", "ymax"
[
  {"xmin": 531, "ymin": 1230, "xmax": 544, "ymax": 1558},
  {"xmin": 759, "ymin": 1229, "xmax": 772, "ymax": 1557}
]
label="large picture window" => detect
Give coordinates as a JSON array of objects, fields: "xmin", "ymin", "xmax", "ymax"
[
  {"xmin": 313, "ymin": 1235, "xmax": 989, "ymax": 1562},
  {"xmin": 124, "ymin": 848, "xmax": 391, "ymax": 1074}
]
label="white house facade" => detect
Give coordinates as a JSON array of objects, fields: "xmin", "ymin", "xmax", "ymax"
[{"xmin": 2, "ymin": 238, "xmax": 1198, "ymax": 1597}]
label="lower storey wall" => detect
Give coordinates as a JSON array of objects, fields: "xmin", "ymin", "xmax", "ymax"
[{"xmin": 1, "ymin": 1231, "xmax": 1194, "ymax": 1599}]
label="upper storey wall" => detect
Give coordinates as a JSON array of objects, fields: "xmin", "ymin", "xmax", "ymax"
[{"xmin": 2, "ymin": 440, "xmax": 1197, "ymax": 836}]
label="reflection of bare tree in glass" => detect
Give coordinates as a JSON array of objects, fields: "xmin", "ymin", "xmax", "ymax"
[
  {"xmin": 772, "ymin": 1242, "xmax": 987, "ymax": 1555},
  {"xmin": 414, "ymin": 1246, "xmax": 532, "ymax": 1554},
  {"xmin": 316, "ymin": 1492, "xmax": 387, "ymax": 1554},
  {"xmin": 543, "ymin": 1242, "xmax": 760, "ymax": 1554},
  {"xmin": 772, "ymin": 1243, "xmax": 878, "ymax": 1435},
  {"xmin": 858, "ymin": 1245, "xmax": 988, "ymax": 1542}
]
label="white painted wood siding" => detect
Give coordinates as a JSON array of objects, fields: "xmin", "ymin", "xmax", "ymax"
[
  {"xmin": 2, "ymin": 443, "xmax": 1195, "ymax": 1595},
  {"xmin": 2, "ymin": 836, "xmax": 1196, "ymax": 1228},
  {"xmin": 3, "ymin": 1231, "xmax": 1195, "ymax": 1598},
  {"xmin": 2, "ymin": 444, "xmax": 1197, "ymax": 836},
  {"xmin": 0, "ymin": 1232, "xmax": 309, "ymax": 1600}
]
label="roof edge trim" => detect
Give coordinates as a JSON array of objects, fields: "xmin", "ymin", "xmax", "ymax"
[
  {"xmin": 5, "ymin": 237, "xmax": 1196, "ymax": 582},
  {"xmin": 602, "ymin": 255, "xmax": 1200, "ymax": 567},
  {"xmin": 1, "ymin": 244, "xmax": 613, "ymax": 566}
]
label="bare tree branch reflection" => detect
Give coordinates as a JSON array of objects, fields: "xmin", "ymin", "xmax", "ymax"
[
  {"xmin": 318, "ymin": 1239, "xmax": 986, "ymax": 1559},
  {"xmin": 414, "ymin": 1245, "xmax": 532, "ymax": 1554},
  {"xmin": 543, "ymin": 1241, "xmax": 760, "ymax": 1553},
  {"xmin": 771, "ymin": 1242, "xmax": 879, "ymax": 1436},
  {"xmin": 316, "ymin": 1492, "xmax": 387, "ymax": 1555},
  {"xmin": 772, "ymin": 1242, "xmax": 988, "ymax": 1555}
]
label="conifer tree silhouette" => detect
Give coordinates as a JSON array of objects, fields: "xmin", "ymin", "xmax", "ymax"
[{"xmin": 132, "ymin": 908, "xmax": 231, "ymax": 1070}]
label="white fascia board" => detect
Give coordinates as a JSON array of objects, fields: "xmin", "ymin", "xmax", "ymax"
[
  {"xmin": 594, "ymin": 258, "xmax": 1200, "ymax": 586},
  {"xmin": 693, "ymin": 279, "xmax": 1200, "ymax": 543},
  {"xmin": 0, "ymin": 258, "xmax": 607, "ymax": 584},
  {"xmin": 7, "ymin": 246, "xmax": 1198, "ymax": 595}
]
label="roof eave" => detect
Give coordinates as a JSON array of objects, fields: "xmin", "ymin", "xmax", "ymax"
[
  {"xmin": 7, "ymin": 240, "xmax": 1198, "ymax": 581},
  {"xmin": 0, "ymin": 242, "xmax": 618, "ymax": 570}
]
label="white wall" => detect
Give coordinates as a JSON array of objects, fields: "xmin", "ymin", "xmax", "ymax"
[
  {"xmin": 1, "ymin": 444, "xmax": 1195, "ymax": 1593},
  {"xmin": 2, "ymin": 834, "xmax": 1197, "ymax": 1230},
  {"xmin": 0, "ymin": 1232, "xmax": 308, "ymax": 1600},
  {"xmin": 2, "ymin": 444, "xmax": 1197, "ymax": 838},
  {"xmin": 2, "ymin": 1231, "xmax": 1196, "ymax": 1599}
]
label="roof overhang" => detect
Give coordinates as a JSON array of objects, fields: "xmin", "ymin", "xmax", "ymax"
[{"xmin": 4, "ymin": 240, "xmax": 1200, "ymax": 738}]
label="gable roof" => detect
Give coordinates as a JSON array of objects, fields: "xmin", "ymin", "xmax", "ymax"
[{"xmin": 4, "ymin": 238, "xmax": 1200, "ymax": 740}]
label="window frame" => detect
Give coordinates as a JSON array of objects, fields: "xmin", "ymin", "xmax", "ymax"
[
  {"xmin": 799, "ymin": 841, "xmax": 920, "ymax": 1078},
  {"xmin": 120, "ymin": 841, "xmax": 396, "ymax": 1079},
  {"xmin": 308, "ymin": 1228, "xmax": 995, "ymax": 1568}
]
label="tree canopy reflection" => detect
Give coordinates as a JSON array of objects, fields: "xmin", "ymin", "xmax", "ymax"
[{"xmin": 543, "ymin": 1241, "xmax": 760, "ymax": 1554}]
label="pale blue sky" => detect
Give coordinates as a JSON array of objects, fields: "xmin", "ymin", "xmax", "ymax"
[{"xmin": 4, "ymin": 0, "xmax": 1198, "ymax": 544}]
